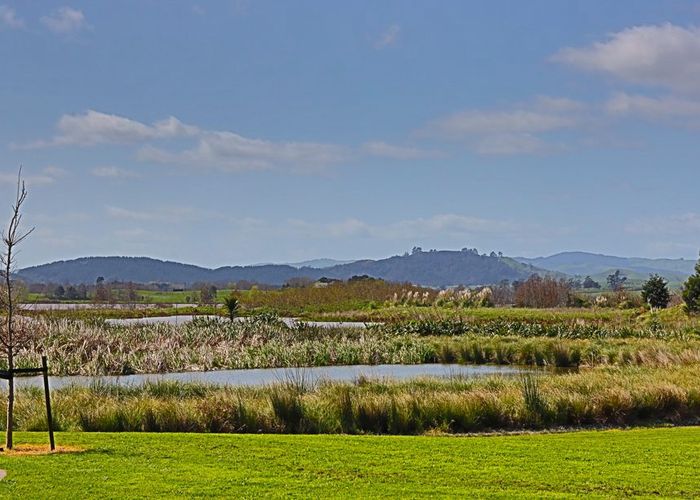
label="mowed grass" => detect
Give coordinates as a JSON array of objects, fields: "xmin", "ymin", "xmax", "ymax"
[{"xmin": 0, "ymin": 428, "xmax": 698, "ymax": 498}]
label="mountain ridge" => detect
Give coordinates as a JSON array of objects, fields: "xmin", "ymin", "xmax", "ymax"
[
  {"xmin": 18, "ymin": 250, "xmax": 543, "ymax": 288},
  {"xmin": 514, "ymin": 251, "xmax": 696, "ymax": 284},
  {"xmin": 18, "ymin": 250, "xmax": 696, "ymax": 288}
]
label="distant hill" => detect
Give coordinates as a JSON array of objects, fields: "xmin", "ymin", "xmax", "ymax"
[
  {"xmin": 318, "ymin": 250, "xmax": 544, "ymax": 288},
  {"xmin": 18, "ymin": 250, "xmax": 546, "ymax": 288},
  {"xmin": 515, "ymin": 252, "xmax": 696, "ymax": 285},
  {"xmin": 286, "ymin": 258, "xmax": 356, "ymax": 269},
  {"xmin": 17, "ymin": 257, "xmax": 217, "ymax": 285}
]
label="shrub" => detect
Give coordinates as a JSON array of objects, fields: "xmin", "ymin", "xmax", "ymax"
[
  {"xmin": 682, "ymin": 255, "xmax": 700, "ymax": 314},
  {"xmin": 642, "ymin": 274, "xmax": 671, "ymax": 309},
  {"xmin": 223, "ymin": 293, "xmax": 240, "ymax": 322},
  {"xmin": 514, "ymin": 275, "xmax": 572, "ymax": 308}
]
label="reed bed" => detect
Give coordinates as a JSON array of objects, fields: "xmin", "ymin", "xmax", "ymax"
[
  {"xmin": 5, "ymin": 315, "xmax": 700, "ymax": 375},
  {"xmin": 389, "ymin": 317, "xmax": 698, "ymax": 340},
  {"xmin": 432, "ymin": 336, "xmax": 700, "ymax": 368},
  {"xmin": 6, "ymin": 364, "xmax": 700, "ymax": 434}
]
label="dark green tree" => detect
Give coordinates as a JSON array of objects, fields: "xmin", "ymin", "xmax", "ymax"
[
  {"xmin": 223, "ymin": 293, "xmax": 240, "ymax": 322},
  {"xmin": 641, "ymin": 274, "xmax": 670, "ymax": 309},
  {"xmin": 682, "ymin": 254, "xmax": 700, "ymax": 313},
  {"xmin": 582, "ymin": 276, "xmax": 600, "ymax": 289},
  {"xmin": 606, "ymin": 270, "xmax": 627, "ymax": 291}
]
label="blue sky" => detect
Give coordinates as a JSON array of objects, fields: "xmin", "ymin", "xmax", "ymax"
[{"xmin": 1, "ymin": 0, "xmax": 699, "ymax": 268}]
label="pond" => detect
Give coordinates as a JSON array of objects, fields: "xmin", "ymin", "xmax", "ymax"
[{"xmin": 12, "ymin": 363, "xmax": 528, "ymax": 390}]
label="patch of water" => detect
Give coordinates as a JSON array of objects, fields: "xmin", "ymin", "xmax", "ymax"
[{"xmin": 11, "ymin": 364, "xmax": 527, "ymax": 390}]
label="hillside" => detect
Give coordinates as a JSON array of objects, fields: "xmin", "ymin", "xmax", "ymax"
[
  {"xmin": 286, "ymin": 258, "xmax": 356, "ymax": 269},
  {"xmin": 515, "ymin": 252, "xmax": 696, "ymax": 285},
  {"xmin": 319, "ymin": 250, "xmax": 541, "ymax": 287},
  {"xmin": 17, "ymin": 257, "xmax": 217, "ymax": 285},
  {"xmin": 18, "ymin": 250, "xmax": 544, "ymax": 287}
]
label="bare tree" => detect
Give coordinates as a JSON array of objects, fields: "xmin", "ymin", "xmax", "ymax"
[{"xmin": 0, "ymin": 169, "xmax": 34, "ymax": 449}]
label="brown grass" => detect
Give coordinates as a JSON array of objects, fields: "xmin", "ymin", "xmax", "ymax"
[{"xmin": 0, "ymin": 444, "xmax": 84, "ymax": 456}]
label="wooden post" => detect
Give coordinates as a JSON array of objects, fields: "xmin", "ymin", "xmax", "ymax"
[{"xmin": 41, "ymin": 356, "xmax": 55, "ymax": 451}]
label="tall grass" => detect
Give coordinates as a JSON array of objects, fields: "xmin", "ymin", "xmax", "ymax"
[
  {"xmin": 6, "ymin": 314, "xmax": 700, "ymax": 375},
  {"xmin": 390, "ymin": 317, "xmax": 698, "ymax": 340},
  {"xmin": 5, "ymin": 364, "xmax": 700, "ymax": 434},
  {"xmin": 432, "ymin": 337, "xmax": 700, "ymax": 368}
]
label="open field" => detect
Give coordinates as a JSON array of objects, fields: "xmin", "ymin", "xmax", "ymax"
[{"xmin": 0, "ymin": 428, "xmax": 698, "ymax": 497}]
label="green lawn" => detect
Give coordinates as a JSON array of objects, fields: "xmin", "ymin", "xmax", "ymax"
[{"xmin": 0, "ymin": 428, "xmax": 698, "ymax": 498}]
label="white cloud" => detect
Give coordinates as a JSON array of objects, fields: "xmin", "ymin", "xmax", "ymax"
[
  {"xmin": 0, "ymin": 5, "xmax": 24, "ymax": 28},
  {"xmin": 422, "ymin": 97, "xmax": 582, "ymax": 155},
  {"xmin": 427, "ymin": 109, "xmax": 575, "ymax": 137},
  {"xmin": 362, "ymin": 141, "xmax": 443, "ymax": 160},
  {"xmin": 0, "ymin": 172, "xmax": 53, "ymax": 186},
  {"xmin": 106, "ymin": 205, "xmax": 211, "ymax": 224},
  {"xmin": 290, "ymin": 214, "xmax": 518, "ymax": 240},
  {"xmin": 26, "ymin": 110, "xmax": 456, "ymax": 173},
  {"xmin": 606, "ymin": 92, "xmax": 700, "ymax": 119},
  {"xmin": 91, "ymin": 166, "xmax": 140, "ymax": 178},
  {"xmin": 22, "ymin": 110, "xmax": 199, "ymax": 148},
  {"xmin": 552, "ymin": 23, "xmax": 700, "ymax": 93},
  {"xmin": 626, "ymin": 213, "xmax": 700, "ymax": 236},
  {"xmin": 626, "ymin": 213, "xmax": 700, "ymax": 257},
  {"xmin": 42, "ymin": 165, "xmax": 68, "ymax": 177},
  {"xmin": 0, "ymin": 166, "xmax": 65, "ymax": 186},
  {"xmin": 374, "ymin": 24, "xmax": 400, "ymax": 49},
  {"xmin": 138, "ymin": 131, "xmax": 348, "ymax": 173},
  {"xmin": 113, "ymin": 228, "xmax": 150, "ymax": 240},
  {"xmin": 32, "ymin": 211, "xmax": 91, "ymax": 224},
  {"xmin": 472, "ymin": 134, "xmax": 551, "ymax": 156},
  {"xmin": 41, "ymin": 6, "xmax": 88, "ymax": 34}
]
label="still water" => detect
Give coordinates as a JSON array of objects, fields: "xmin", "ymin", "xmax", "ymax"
[{"xmin": 13, "ymin": 363, "xmax": 527, "ymax": 390}]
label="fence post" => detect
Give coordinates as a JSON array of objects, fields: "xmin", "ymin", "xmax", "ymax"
[{"xmin": 41, "ymin": 356, "xmax": 55, "ymax": 451}]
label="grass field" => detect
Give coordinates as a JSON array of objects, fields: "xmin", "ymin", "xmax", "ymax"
[{"xmin": 0, "ymin": 428, "xmax": 698, "ymax": 497}]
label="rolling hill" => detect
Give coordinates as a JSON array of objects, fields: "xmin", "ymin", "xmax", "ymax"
[
  {"xmin": 515, "ymin": 252, "xmax": 697, "ymax": 285},
  {"xmin": 18, "ymin": 250, "xmax": 544, "ymax": 288}
]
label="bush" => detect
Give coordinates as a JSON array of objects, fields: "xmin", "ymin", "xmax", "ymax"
[
  {"xmin": 514, "ymin": 275, "xmax": 571, "ymax": 308},
  {"xmin": 683, "ymin": 255, "xmax": 700, "ymax": 314},
  {"xmin": 641, "ymin": 274, "xmax": 671, "ymax": 309}
]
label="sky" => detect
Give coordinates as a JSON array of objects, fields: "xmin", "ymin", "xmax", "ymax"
[{"xmin": 1, "ymin": 0, "xmax": 700, "ymax": 268}]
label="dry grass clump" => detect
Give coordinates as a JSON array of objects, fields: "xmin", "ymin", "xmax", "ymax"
[{"xmin": 0, "ymin": 444, "xmax": 84, "ymax": 455}]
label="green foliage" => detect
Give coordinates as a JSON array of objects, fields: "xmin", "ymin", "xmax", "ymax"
[
  {"xmin": 682, "ymin": 255, "xmax": 700, "ymax": 314},
  {"xmin": 607, "ymin": 270, "xmax": 627, "ymax": 291},
  {"xmin": 641, "ymin": 274, "xmax": 671, "ymax": 309},
  {"xmin": 223, "ymin": 294, "xmax": 240, "ymax": 322},
  {"xmin": 582, "ymin": 276, "xmax": 600, "ymax": 289},
  {"xmin": 239, "ymin": 280, "xmax": 432, "ymax": 315}
]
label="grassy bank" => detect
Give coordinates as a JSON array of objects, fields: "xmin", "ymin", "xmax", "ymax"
[
  {"xmin": 0, "ymin": 428, "xmax": 699, "ymax": 497},
  {"xmin": 6, "ymin": 364, "xmax": 700, "ymax": 434}
]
